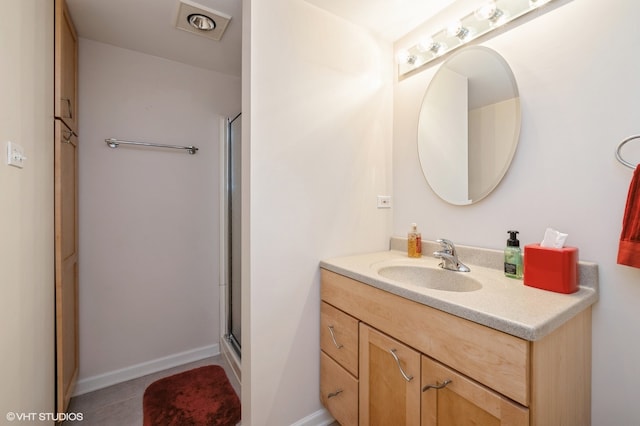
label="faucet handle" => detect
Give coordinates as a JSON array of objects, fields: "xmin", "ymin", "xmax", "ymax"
[{"xmin": 437, "ymin": 239, "xmax": 455, "ymax": 252}]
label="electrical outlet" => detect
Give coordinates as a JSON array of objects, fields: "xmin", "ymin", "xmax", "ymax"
[
  {"xmin": 377, "ymin": 195, "xmax": 392, "ymax": 209},
  {"xmin": 7, "ymin": 141, "xmax": 26, "ymax": 168}
]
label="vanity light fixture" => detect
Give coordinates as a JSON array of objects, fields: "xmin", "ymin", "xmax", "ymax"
[
  {"xmin": 188, "ymin": 13, "xmax": 216, "ymax": 31},
  {"xmin": 396, "ymin": 0, "xmax": 557, "ymax": 76}
]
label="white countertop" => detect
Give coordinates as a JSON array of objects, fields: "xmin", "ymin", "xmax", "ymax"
[{"xmin": 320, "ymin": 246, "xmax": 598, "ymax": 341}]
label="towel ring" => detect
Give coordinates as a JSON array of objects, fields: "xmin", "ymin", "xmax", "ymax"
[{"xmin": 616, "ymin": 135, "xmax": 640, "ymax": 169}]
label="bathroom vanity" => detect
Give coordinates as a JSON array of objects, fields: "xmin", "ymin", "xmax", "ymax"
[{"xmin": 319, "ymin": 243, "xmax": 598, "ymax": 426}]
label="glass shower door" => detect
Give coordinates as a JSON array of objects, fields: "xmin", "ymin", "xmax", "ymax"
[{"xmin": 227, "ymin": 113, "xmax": 241, "ymax": 356}]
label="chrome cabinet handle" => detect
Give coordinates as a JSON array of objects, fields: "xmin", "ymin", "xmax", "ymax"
[
  {"xmin": 327, "ymin": 389, "xmax": 343, "ymax": 399},
  {"xmin": 327, "ymin": 326, "xmax": 343, "ymax": 349},
  {"xmin": 389, "ymin": 349, "xmax": 413, "ymax": 382},
  {"xmin": 422, "ymin": 379, "xmax": 452, "ymax": 392}
]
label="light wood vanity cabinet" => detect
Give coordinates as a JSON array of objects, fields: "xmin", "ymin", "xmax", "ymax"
[{"xmin": 320, "ymin": 269, "xmax": 591, "ymax": 426}]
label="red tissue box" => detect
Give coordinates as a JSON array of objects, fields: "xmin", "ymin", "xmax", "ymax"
[{"xmin": 524, "ymin": 244, "xmax": 579, "ymax": 294}]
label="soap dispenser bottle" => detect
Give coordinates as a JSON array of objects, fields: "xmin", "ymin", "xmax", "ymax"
[
  {"xmin": 408, "ymin": 223, "xmax": 422, "ymax": 258},
  {"xmin": 504, "ymin": 230, "xmax": 523, "ymax": 279}
]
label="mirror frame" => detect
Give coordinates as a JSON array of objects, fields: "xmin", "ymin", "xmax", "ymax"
[{"xmin": 417, "ymin": 46, "xmax": 521, "ymax": 205}]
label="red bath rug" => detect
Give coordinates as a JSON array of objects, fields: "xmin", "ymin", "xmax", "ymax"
[{"xmin": 143, "ymin": 365, "xmax": 240, "ymax": 426}]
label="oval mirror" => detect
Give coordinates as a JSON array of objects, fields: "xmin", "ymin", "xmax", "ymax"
[{"xmin": 417, "ymin": 46, "xmax": 520, "ymax": 205}]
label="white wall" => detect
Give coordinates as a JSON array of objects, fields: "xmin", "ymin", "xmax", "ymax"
[
  {"xmin": 77, "ymin": 39, "xmax": 240, "ymax": 385},
  {"xmin": 0, "ymin": 0, "xmax": 55, "ymax": 420},
  {"xmin": 244, "ymin": 0, "xmax": 393, "ymax": 423},
  {"xmin": 394, "ymin": 0, "xmax": 640, "ymax": 424}
]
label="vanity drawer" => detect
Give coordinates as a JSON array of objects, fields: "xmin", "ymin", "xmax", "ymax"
[
  {"xmin": 321, "ymin": 301, "xmax": 359, "ymax": 377},
  {"xmin": 321, "ymin": 269, "xmax": 530, "ymax": 406},
  {"xmin": 320, "ymin": 351, "xmax": 358, "ymax": 426}
]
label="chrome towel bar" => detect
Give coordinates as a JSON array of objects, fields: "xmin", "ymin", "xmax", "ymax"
[
  {"xmin": 616, "ymin": 135, "xmax": 639, "ymax": 169},
  {"xmin": 105, "ymin": 138, "xmax": 199, "ymax": 155}
]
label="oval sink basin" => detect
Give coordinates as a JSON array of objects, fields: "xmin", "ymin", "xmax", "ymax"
[{"xmin": 377, "ymin": 265, "xmax": 482, "ymax": 292}]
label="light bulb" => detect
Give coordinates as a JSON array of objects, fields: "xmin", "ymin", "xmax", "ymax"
[
  {"xmin": 417, "ymin": 38, "xmax": 446, "ymax": 56},
  {"xmin": 529, "ymin": 0, "xmax": 552, "ymax": 7},
  {"xmin": 187, "ymin": 14, "xmax": 216, "ymax": 31},
  {"xmin": 446, "ymin": 20, "xmax": 470, "ymax": 39},
  {"xmin": 476, "ymin": 1, "xmax": 508, "ymax": 27},
  {"xmin": 416, "ymin": 37, "xmax": 434, "ymax": 53},
  {"xmin": 475, "ymin": 2, "xmax": 498, "ymax": 20},
  {"xmin": 396, "ymin": 50, "xmax": 416, "ymax": 65}
]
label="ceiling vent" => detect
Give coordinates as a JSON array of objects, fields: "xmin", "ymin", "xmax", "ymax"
[{"xmin": 175, "ymin": 0, "xmax": 231, "ymax": 41}]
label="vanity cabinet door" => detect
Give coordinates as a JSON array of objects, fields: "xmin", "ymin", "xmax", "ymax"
[
  {"xmin": 421, "ymin": 356, "xmax": 529, "ymax": 426},
  {"xmin": 359, "ymin": 324, "xmax": 420, "ymax": 426},
  {"xmin": 321, "ymin": 351, "xmax": 358, "ymax": 426}
]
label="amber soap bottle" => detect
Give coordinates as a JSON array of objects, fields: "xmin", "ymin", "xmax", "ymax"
[{"xmin": 408, "ymin": 223, "xmax": 422, "ymax": 258}]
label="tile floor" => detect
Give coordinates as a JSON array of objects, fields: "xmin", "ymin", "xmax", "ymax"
[{"xmin": 63, "ymin": 355, "xmax": 240, "ymax": 425}]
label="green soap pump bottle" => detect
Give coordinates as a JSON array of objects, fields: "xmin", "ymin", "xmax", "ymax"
[{"xmin": 504, "ymin": 230, "xmax": 523, "ymax": 279}]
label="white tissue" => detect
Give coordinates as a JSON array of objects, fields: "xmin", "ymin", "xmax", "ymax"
[{"xmin": 540, "ymin": 228, "xmax": 568, "ymax": 248}]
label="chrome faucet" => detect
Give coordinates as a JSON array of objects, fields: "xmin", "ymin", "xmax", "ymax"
[{"xmin": 433, "ymin": 239, "xmax": 470, "ymax": 272}]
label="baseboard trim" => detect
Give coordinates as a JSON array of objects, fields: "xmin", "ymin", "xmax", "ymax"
[
  {"xmin": 73, "ymin": 344, "xmax": 219, "ymax": 396},
  {"xmin": 290, "ymin": 408, "xmax": 335, "ymax": 426}
]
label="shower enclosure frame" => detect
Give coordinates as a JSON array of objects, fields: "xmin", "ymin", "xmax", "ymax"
[{"xmin": 220, "ymin": 113, "xmax": 242, "ymax": 383}]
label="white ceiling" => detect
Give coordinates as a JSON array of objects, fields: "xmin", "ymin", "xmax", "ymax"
[
  {"xmin": 65, "ymin": 0, "xmax": 242, "ymax": 76},
  {"xmin": 65, "ymin": 0, "xmax": 455, "ymax": 77}
]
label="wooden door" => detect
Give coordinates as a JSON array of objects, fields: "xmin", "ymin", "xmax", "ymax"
[
  {"xmin": 55, "ymin": 120, "xmax": 79, "ymax": 413},
  {"xmin": 55, "ymin": 0, "xmax": 78, "ymax": 133},
  {"xmin": 421, "ymin": 356, "xmax": 529, "ymax": 426},
  {"xmin": 359, "ymin": 324, "xmax": 420, "ymax": 426}
]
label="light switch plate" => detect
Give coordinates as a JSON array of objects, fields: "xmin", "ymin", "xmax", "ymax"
[{"xmin": 7, "ymin": 141, "xmax": 26, "ymax": 168}]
